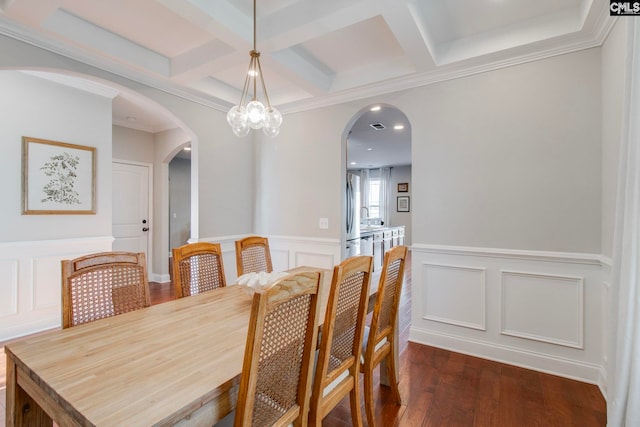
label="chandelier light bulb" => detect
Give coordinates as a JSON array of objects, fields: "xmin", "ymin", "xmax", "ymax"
[
  {"xmin": 264, "ymin": 107, "xmax": 282, "ymax": 129},
  {"xmin": 263, "ymin": 124, "xmax": 280, "ymax": 137},
  {"xmin": 232, "ymin": 121, "xmax": 250, "ymax": 137},
  {"xmin": 246, "ymin": 100, "xmax": 266, "ymax": 129},
  {"xmin": 227, "ymin": 105, "xmax": 247, "ymax": 128}
]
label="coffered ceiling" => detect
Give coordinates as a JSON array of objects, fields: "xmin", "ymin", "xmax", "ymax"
[{"xmin": 0, "ymin": 0, "xmax": 614, "ymax": 133}]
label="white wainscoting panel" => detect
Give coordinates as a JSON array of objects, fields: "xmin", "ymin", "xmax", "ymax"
[
  {"xmin": 295, "ymin": 252, "xmax": 335, "ymax": 270},
  {"xmin": 33, "ymin": 257, "xmax": 64, "ymax": 310},
  {"xmin": 422, "ymin": 263, "xmax": 486, "ymax": 330},
  {"xmin": 410, "ymin": 244, "xmax": 604, "ymax": 385},
  {"xmin": 271, "ymin": 249, "xmax": 291, "ymax": 272},
  {"xmin": 0, "ymin": 237, "xmax": 113, "ymax": 342},
  {"xmin": 501, "ymin": 270, "xmax": 584, "ymax": 348},
  {"xmin": 269, "ymin": 236, "xmax": 340, "ymax": 271},
  {"xmin": 0, "ymin": 259, "xmax": 18, "ymax": 317}
]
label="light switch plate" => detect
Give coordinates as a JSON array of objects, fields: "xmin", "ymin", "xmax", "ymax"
[{"xmin": 319, "ymin": 217, "xmax": 329, "ymax": 229}]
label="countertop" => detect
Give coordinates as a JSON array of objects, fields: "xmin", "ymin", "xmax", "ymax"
[{"xmin": 359, "ymin": 225, "xmax": 404, "ymax": 236}]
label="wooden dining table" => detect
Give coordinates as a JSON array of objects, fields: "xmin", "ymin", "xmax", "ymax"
[{"xmin": 4, "ymin": 266, "xmax": 382, "ymax": 427}]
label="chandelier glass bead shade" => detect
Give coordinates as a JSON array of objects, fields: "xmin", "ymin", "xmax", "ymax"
[{"xmin": 226, "ymin": 0, "xmax": 282, "ymax": 137}]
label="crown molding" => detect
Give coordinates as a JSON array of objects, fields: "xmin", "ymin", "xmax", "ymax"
[{"xmin": 21, "ymin": 70, "xmax": 120, "ymax": 98}]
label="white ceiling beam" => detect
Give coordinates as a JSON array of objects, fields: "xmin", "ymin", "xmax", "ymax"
[
  {"xmin": 170, "ymin": 39, "xmax": 235, "ymax": 77},
  {"xmin": 42, "ymin": 9, "xmax": 170, "ymax": 76},
  {"xmin": 271, "ymin": 45, "xmax": 334, "ymax": 93},
  {"xmin": 258, "ymin": 0, "xmax": 381, "ymax": 52},
  {"xmin": 378, "ymin": 0, "xmax": 436, "ymax": 69}
]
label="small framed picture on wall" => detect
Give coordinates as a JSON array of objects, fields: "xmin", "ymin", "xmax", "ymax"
[
  {"xmin": 397, "ymin": 196, "xmax": 410, "ymax": 212},
  {"xmin": 398, "ymin": 182, "xmax": 408, "ymax": 192},
  {"xmin": 22, "ymin": 136, "xmax": 96, "ymax": 215}
]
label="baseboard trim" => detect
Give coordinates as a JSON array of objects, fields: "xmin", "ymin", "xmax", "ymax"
[
  {"xmin": 409, "ymin": 326, "xmax": 602, "ymax": 386},
  {"xmin": 150, "ymin": 273, "xmax": 170, "ymax": 283}
]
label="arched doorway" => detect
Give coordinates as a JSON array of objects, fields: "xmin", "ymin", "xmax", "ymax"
[{"xmin": 342, "ymin": 104, "xmax": 412, "ymax": 266}]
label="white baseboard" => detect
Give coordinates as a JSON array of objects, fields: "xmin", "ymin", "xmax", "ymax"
[
  {"xmin": 409, "ymin": 326, "xmax": 602, "ymax": 385},
  {"xmin": 150, "ymin": 273, "xmax": 171, "ymax": 283}
]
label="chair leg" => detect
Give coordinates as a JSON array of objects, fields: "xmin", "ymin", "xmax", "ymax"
[
  {"xmin": 307, "ymin": 398, "xmax": 322, "ymax": 427},
  {"xmin": 349, "ymin": 369, "xmax": 364, "ymax": 427},
  {"xmin": 385, "ymin": 344, "xmax": 402, "ymax": 405},
  {"xmin": 363, "ymin": 363, "xmax": 376, "ymax": 427}
]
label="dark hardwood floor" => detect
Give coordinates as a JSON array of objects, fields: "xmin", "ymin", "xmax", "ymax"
[{"xmin": 1, "ymin": 253, "xmax": 606, "ymax": 426}]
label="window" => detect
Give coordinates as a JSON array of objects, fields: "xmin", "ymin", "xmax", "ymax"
[{"xmin": 368, "ymin": 177, "xmax": 380, "ymax": 219}]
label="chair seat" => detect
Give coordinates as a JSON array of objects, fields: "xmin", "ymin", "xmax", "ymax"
[{"xmin": 361, "ymin": 325, "xmax": 388, "ymax": 363}]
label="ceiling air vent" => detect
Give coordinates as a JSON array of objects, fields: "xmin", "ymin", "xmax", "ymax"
[{"xmin": 369, "ymin": 122, "xmax": 385, "ymax": 130}]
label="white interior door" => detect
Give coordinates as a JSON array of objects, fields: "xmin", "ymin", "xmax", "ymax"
[{"xmin": 112, "ymin": 161, "xmax": 151, "ymax": 267}]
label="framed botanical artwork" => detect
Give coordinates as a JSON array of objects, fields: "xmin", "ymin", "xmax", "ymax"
[
  {"xmin": 22, "ymin": 136, "xmax": 96, "ymax": 215},
  {"xmin": 397, "ymin": 196, "xmax": 410, "ymax": 212},
  {"xmin": 398, "ymin": 182, "xmax": 408, "ymax": 192}
]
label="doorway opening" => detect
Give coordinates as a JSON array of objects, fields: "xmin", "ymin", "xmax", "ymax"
[{"xmin": 343, "ymin": 104, "xmax": 412, "ymax": 270}]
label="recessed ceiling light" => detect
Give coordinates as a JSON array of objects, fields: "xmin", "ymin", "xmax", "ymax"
[
  {"xmin": 394, "ymin": 124, "xmax": 404, "ymax": 130},
  {"xmin": 370, "ymin": 106, "xmax": 381, "ymax": 111},
  {"xmin": 350, "ymin": 161, "xmax": 356, "ymax": 165},
  {"xmin": 367, "ymin": 148, "xmax": 373, "ymax": 151},
  {"xmin": 184, "ymin": 146, "xmax": 191, "ymax": 151}
]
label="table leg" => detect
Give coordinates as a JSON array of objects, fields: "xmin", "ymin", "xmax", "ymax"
[{"xmin": 5, "ymin": 354, "xmax": 52, "ymax": 426}]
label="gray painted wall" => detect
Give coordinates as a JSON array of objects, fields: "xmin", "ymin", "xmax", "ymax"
[
  {"xmin": 601, "ymin": 19, "xmax": 627, "ymax": 260},
  {"xmin": 169, "ymin": 157, "xmax": 191, "ymax": 250},
  {"xmin": 113, "ymin": 126, "xmax": 154, "ymax": 163},
  {"xmin": 0, "ymin": 71, "xmax": 112, "ymax": 242},
  {"xmin": 257, "ymin": 48, "xmax": 602, "ymax": 254}
]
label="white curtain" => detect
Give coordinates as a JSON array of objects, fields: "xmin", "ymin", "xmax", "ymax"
[
  {"xmin": 379, "ymin": 167, "xmax": 391, "ymax": 226},
  {"xmin": 609, "ymin": 20, "xmax": 640, "ymax": 427}
]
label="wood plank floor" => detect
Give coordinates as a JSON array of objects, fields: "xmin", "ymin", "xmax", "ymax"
[{"xmin": 1, "ymin": 253, "xmax": 606, "ymax": 426}]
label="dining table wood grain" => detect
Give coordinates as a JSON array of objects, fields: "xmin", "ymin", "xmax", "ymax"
[
  {"xmin": 6, "ymin": 284, "xmax": 254, "ymax": 427},
  {"xmin": 3, "ymin": 267, "xmax": 353, "ymax": 427}
]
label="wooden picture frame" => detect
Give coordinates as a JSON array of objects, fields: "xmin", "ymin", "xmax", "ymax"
[
  {"xmin": 397, "ymin": 196, "xmax": 410, "ymax": 212},
  {"xmin": 398, "ymin": 182, "xmax": 408, "ymax": 192},
  {"xmin": 22, "ymin": 136, "xmax": 96, "ymax": 215}
]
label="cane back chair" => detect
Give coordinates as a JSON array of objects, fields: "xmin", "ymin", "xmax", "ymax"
[
  {"xmin": 232, "ymin": 271, "xmax": 321, "ymax": 427},
  {"xmin": 235, "ymin": 235, "xmax": 273, "ymax": 276},
  {"xmin": 61, "ymin": 251, "xmax": 150, "ymax": 329},
  {"xmin": 172, "ymin": 242, "xmax": 227, "ymax": 298},
  {"xmin": 361, "ymin": 245, "xmax": 408, "ymax": 427},
  {"xmin": 308, "ymin": 255, "xmax": 373, "ymax": 427}
]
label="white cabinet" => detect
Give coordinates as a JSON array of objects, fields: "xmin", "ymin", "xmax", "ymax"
[
  {"xmin": 372, "ymin": 231, "xmax": 383, "ymax": 271},
  {"xmin": 366, "ymin": 226, "xmax": 405, "ymax": 272}
]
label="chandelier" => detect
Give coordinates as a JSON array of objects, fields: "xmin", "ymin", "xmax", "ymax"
[{"xmin": 226, "ymin": 0, "xmax": 282, "ymax": 137}]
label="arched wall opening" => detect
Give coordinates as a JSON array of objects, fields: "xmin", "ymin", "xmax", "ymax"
[{"xmin": 341, "ymin": 103, "xmax": 412, "ymax": 261}]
